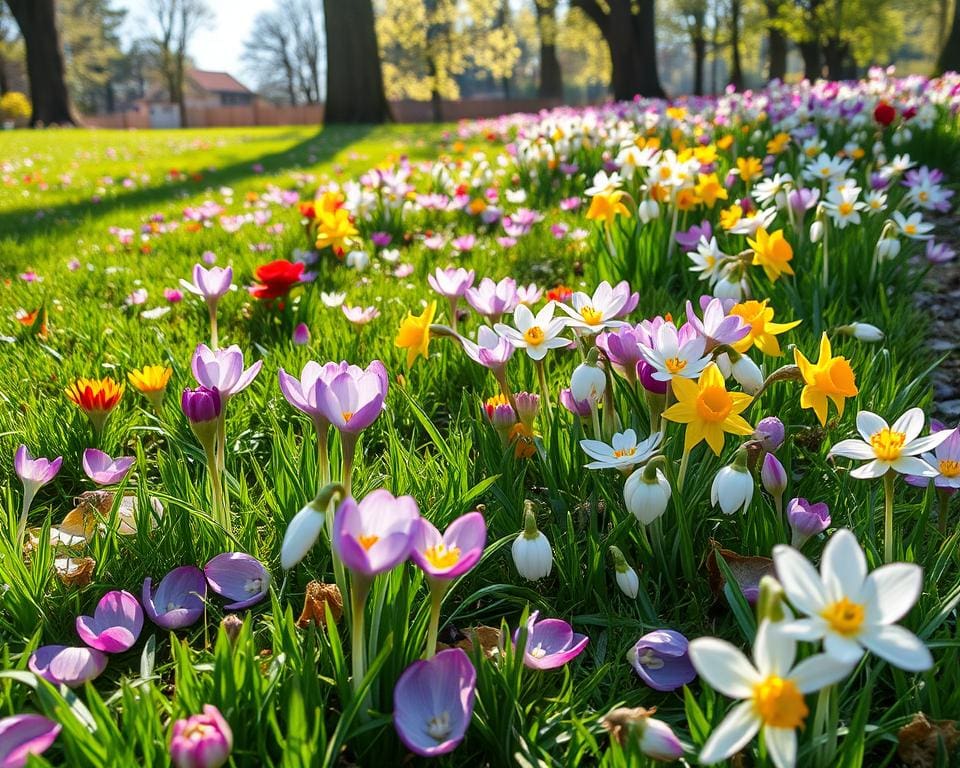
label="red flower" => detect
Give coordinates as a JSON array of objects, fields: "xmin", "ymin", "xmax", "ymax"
[
  {"xmin": 251, "ymin": 259, "xmax": 305, "ymax": 300},
  {"xmin": 298, "ymin": 201, "xmax": 317, "ymax": 220},
  {"xmin": 546, "ymin": 284, "xmax": 573, "ymax": 303},
  {"xmin": 874, "ymin": 102, "xmax": 896, "ymax": 127}
]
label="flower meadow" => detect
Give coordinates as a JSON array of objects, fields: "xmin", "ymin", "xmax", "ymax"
[{"xmin": 2, "ymin": 68, "xmax": 960, "ymax": 766}]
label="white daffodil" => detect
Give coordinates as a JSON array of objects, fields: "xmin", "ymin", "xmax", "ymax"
[
  {"xmin": 558, "ymin": 281, "xmax": 631, "ymax": 334},
  {"xmin": 829, "ymin": 408, "xmax": 953, "ymax": 479},
  {"xmin": 639, "ymin": 322, "xmax": 711, "ymax": 382},
  {"xmin": 689, "ymin": 620, "xmax": 854, "ymax": 768},
  {"xmin": 891, "ymin": 210, "xmax": 934, "ymax": 240},
  {"xmin": 773, "ymin": 528, "xmax": 933, "ymax": 671},
  {"xmin": 822, "ymin": 184, "xmax": 865, "ymax": 229},
  {"xmin": 726, "ymin": 207, "xmax": 777, "ymax": 237},
  {"xmin": 494, "ymin": 302, "xmax": 570, "ymax": 361},
  {"xmin": 687, "ymin": 236, "xmax": 727, "ymax": 283},
  {"xmin": 580, "ymin": 429, "xmax": 662, "ymax": 471}
]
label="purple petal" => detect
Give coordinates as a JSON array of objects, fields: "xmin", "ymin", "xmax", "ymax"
[
  {"xmin": 0, "ymin": 714, "xmax": 61, "ymax": 768},
  {"xmin": 142, "ymin": 566, "xmax": 206, "ymax": 630},
  {"xmin": 204, "ymin": 552, "xmax": 270, "ymax": 610},
  {"xmin": 75, "ymin": 589, "xmax": 143, "ymax": 653},
  {"xmin": 29, "ymin": 645, "xmax": 107, "ymax": 687}
]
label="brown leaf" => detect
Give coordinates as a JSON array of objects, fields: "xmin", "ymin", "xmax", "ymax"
[
  {"xmin": 54, "ymin": 556, "xmax": 95, "ymax": 588},
  {"xmin": 297, "ymin": 581, "xmax": 343, "ymax": 628},
  {"xmin": 706, "ymin": 539, "xmax": 776, "ymax": 604},
  {"xmin": 438, "ymin": 625, "xmax": 502, "ymax": 659},
  {"xmin": 897, "ymin": 712, "xmax": 960, "ymax": 768}
]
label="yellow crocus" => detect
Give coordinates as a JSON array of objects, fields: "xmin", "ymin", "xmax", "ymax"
[
  {"xmin": 794, "ymin": 333, "xmax": 859, "ymax": 426},
  {"xmin": 128, "ymin": 365, "xmax": 172, "ymax": 410},
  {"xmin": 695, "ymin": 173, "xmax": 728, "ymax": 209},
  {"xmin": 395, "ymin": 301, "xmax": 437, "ymax": 368},
  {"xmin": 586, "ymin": 190, "xmax": 631, "ymax": 228},
  {"xmin": 662, "ymin": 363, "xmax": 753, "ymax": 455}
]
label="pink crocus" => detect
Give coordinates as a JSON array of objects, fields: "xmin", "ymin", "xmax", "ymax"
[
  {"xmin": 341, "ymin": 305, "xmax": 380, "ymax": 326},
  {"xmin": 0, "ymin": 714, "xmax": 61, "ymax": 768},
  {"xmin": 461, "ymin": 325, "xmax": 514, "ymax": 376},
  {"xmin": 428, "ymin": 267, "xmax": 475, "ymax": 299},
  {"xmin": 451, "ymin": 234, "xmax": 476, "ymax": 253},
  {"xmin": 142, "ymin": 566, "xmax": 207, "ymax": 630},
  {"xmin": 410, "ymin": 512, "xmax": 486, "ymax": 580},
  {"xmin": 597, "ymin": 326, "xmax": 647, "ymax": 384},
  {"xmin": 164, "ymin": 288, "xmax": 184, "ymax": 303},
  {"xmin": 316, "ymin": 360, "xmax": 388, "ymax": 434},
  {"xmin": 29, "ymin": 645, "xmax": 108, "ymax": 687},
  {"xmin": 180, "ymin": 264, "xmax": 233, "ymax": 303},
  {"xmin": 191, "ymin": 344, "xmax": 262, "ymax": 400},
  {"xmin": 684, "ymin": 297, "xmax": 748, "ymax": 350},
  {"xmin": 204, "ymin": 552, "xmax": 270, "ymax": 610},
  {"xmin": 332, "ymin": 490, "xmax": 420, "ymax": 577},
  {"xmin": 14, "ymin": 444, "xmax": 63, "ymax": 545},
  {"xmin": 465, "ymin": 276, "xmax": 518, "ymax": 322},
  {"xmin": 516, "ymin": 283, "xmax": 543, "ymax": 306},
  {"xmin": 76, "ymin": 590, "xmax": 144, "ymax": 652},
  {"xmin": 515, "ymin": 611, "xmax": 589, "ymax": 670},
  {"xmin": 292, "ymin": 323, "xmax": 310, "ymax": 345},
  {"xmin": 559, "ymin": 388, "xmax": 593, "ymax": 418},
  {"xmin": 278, "ymin": 360, "xmax": 350, "ymax": 427},
  {"xmin": 170, "ymin": 705, "xmax": 233, "ymax": 768},
  {"xmin": 82, "ymin": 448, "xmax": 135, "ymax": 486},
  {"xmin": 393, "ymin": 648, "xmax": 476, "ymax": 758}
]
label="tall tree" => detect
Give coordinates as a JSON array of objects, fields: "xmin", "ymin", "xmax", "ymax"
[
  {"xmin": 729, "ymin": 0, "xmax": 743, "ymax": 89},
  {"xmin": 324, "ymin": 0, "xmax": 390, "ymax": 123},
  {"xmin": 936, "ymin": 0, "xmax": 960, "ymax": 73},
  {"xmin": 675, "ymin": 0, "xmax": 708, "ymax": 95},
  {"xmin": 535, "ymin": 0, "xmax": 563, "ymax": 99},
  {"xmin": 4, "ymin": 0, "xmax": 75, "ymax": 124},
  {"xmin": 148, "ymin": 0, "xmax": 211, "ymax": 128},
  {"xmin": 765, "ymin": 0, "xmax": 787, "ymax": 81},
  {"xmin": 242, "ymin": 9, "xmax": 299, "ymax": 105},
  {"xmin": 570, "ymin": 0, "xmax": 665, "ymax": 100},
  {"xmin": 58, "ymin": 0, "xmax": 125, "ymax": 114},
  {"xmin": 287, "ymin": 0, "xmax": 322, "ymax": 104}
]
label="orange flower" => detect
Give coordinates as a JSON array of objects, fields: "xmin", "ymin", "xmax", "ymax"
[{"xmin": 66, "ymin": 377, "xmax": 124, "ymax": 432}]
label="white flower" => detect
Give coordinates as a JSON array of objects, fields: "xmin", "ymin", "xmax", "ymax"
[
  {"xmin": 840, "ymin": 322, "xmax": 884, "ymax": 342},
  {"xmin": 689, "ymin": 620, "xmax": 854, "ymax": 768},
  {"xmin": 580, "ymin": 429, "xmax": 662, "ymax": 471},
  {"xmin": 494, "ymin": 302, "xmax": 570, "ymax": 361},
  {"xmin": 773, "ymin": 528, "xmax": 933, "ymax": 671},
  {"xmin": 875, "ymin": 236, "xmax": 900, "ymax": 260},
  {"xmin": 726, "ymin": 207, "xmax": 777, "ymax": 237},
  {"xmin": 711, "ymin": 464, "xmax": 754, "ymax": 514},
  {"xmin": 809, "ymin": 220, "xmax": 824, "ymax": 243},
  {"xmin": 638, "ymin": 199, "xmax": 660, "ymax": 223},
  {"xmin": 585, "ymin": 170, "xmax": 622, "ymax": 196},
  {"xmin": 822, "ymin": 184, "xmax": 865, "ymax": 229},
  {"xmin": 281, "ymin": 501, "xmax": 325, "ymax": 569},
  {"xmin": 512, "ymin": 515, "xmax": 553, "ymax": 581},
  {"xmin": 891, "ymin": 211, "xmax": 934, "ymax": 240},
  {"xmin": 345, "ymin": 250, "xmax": 370, "ymax": 271},
  {"xmin": 570, "ymin": 362, "xmax": 606, "ymax": 403},
  {"xmin": 321, "ymin": 291, "xmax": 346, "ymax": 308},
  {"xmin": 688, "ymin": 236, "xmax": 726, "ymax": 283},
  {"xmin": 829, "ymin": 408, "xmax": 953, "ymax": 479},
  {"xmin": 558, "ymin": 281, "xmax": 631, "ymax": 334},
  {"xmin": 624, "ymin": 465, "xmax": 671, "ymax": 524},
  {"xmin": 640, "ymin": 322, "xmax": 712, "ymax": 382},
  {"xmin": 616, "ymin": 564, "xmax": 639, "ymax": 599}
]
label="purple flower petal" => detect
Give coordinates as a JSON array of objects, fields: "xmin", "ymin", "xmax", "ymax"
[
  {"xmin": 29, "ymin": 645, "xmax": 107, "ymax": 687},
  {"xmin": 204, "ymin": 552, "xmax": 271, "ymax": 610},
  {"xmin": 76, "ymin": 589, "xmax": 143, "ymax": 653},
  {"xmin": 142, "ymin": 566, "xmax": 206, "ymax": 630},
  {"xmin": 0, "ymin": 714, "xmax": 61, "ymax": 768}
]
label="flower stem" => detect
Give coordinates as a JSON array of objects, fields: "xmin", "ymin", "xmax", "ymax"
[
  {"xmin": 341, "ymin": 431, "xmax": 357, "ymax": 495},
  {"xmin": 203, "ymin": 443, "xmax": 227, "ymax": 535},
  {"xmin": 208, "ymin": 302, "xmax": 219, "ymax": 350},
  {"xmin": 589, "ymin": 401, "xmax": 602, "ymax": 441},
  {"xmin": 15, "ymin": 488, "xmax": 37, "ymax": 552},
  {"xmin": 883, "ymin": 470, "xmax": 896, "ymax": 563},
  {"xmin": 425, "ymin": 581, "xmax": 447, "ymax": 659},
  {"xmin": 937, "ymin": 489, "xmax": 951, "ymax": 537},
  {"xmin": 349, "ymin": 574, "xmax": 372, "ymax": 711},
  {"xmin": 315, "ymin": 420, "xmax": 330, "ymax": 491},
  {"xmin": 535, "ymin": 359, "xmax": 553, "ymax": 422},
  {"xmin": 677, "ymin": 447, "xmax": 691, "ymax": 493}
]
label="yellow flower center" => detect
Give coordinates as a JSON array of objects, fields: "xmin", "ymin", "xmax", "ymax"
[
  {"xmin": 424, "ymin": 543, "xmax": 461, "ymax": 569},
  {"xmin": 919, "ymin": 190, "xmax": 929, "ymax": 202},
  {"xmin": 665, "ymin": 357, "xmax": 687, "ymax": 374},
  {"xmin": 523, "ymin": 326, "xmax": 545, "ymax": 345},
  {"xmin": 342, "ymin": 411, "xmax": 354, "ymax": 423},
  {"xmin": 905, "ymin": 224, "xmax": 917, "ymax": 234},
  {"xmin": 182, "ymin": 723, "xmax": 214, "ymax": 741},
  {"xmin": 940, "ymin": 459, "xmax": 960, "ymax": 478},
  {"xmin": 357, "ymin": 534, "xmax": 380, "ymax": 550},
  {"xmin": 753, "ymin": 676, "xmax": 808, "ymax": 729},
  {"xmin": 696, "ymin": 386, "xmax": 733, "ymax": 423},
  {"xmin": 580, "ymin": 306, "xmax": 604, "ymax": 325},
  {"xmin": 613, "ymin": 447, "xmax": 637, "ymax": 459},
  {"xmin": 820, "ymin": 597, "xmax": 865, "ymax": 637},
  {"xmin": 870, "ymin": 428, "xmax": 907, "ymax": 462},
  {"xmin": 838, "ymin": 202, "xmax": 854, "ymax": 216}
]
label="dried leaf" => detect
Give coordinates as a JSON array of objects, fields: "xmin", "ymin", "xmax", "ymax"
[
  {"xmin": 706, "ymin": 540, "xmax": 775, "ymax": 604},
  {"xmin": 438, "ymin": 625, "xmax": 502, "ymax": 659},
  {"xmin": 54, "ymin": 556, "xmax": 95, "ymax": 588},
  {"xmin": 297, "ymin": 581, "xmax": 343, "ymax": 628},
  {"xmin": 897, "ymin": 712, "xmax": 960, "ymax": 768}
]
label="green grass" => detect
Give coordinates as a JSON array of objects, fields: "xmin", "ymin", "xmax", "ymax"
[{"xmin": 0, "ymin": 116, "xmax": 958, "ymax": 768}]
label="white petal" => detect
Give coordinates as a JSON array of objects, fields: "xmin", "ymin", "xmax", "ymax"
[
  {"xmin": 821, "ymin": 529, "xmax": 866, "ymax": 602},
  {"xmin": 699, "ymin": 701, "xmax": 761, "ymax": 765},
  {"xmin": 772, "ymin": 545, "xmax": 828, "ymax": 616},
  {"xmin": 850, "ymin": 460, "xmax": 890, "ymax": 479},
  {"xmin": 824, "ymin": 632, "xmax": 866, "ymax": 664},
  {"xmin": 765, "ymin": 727, "xmax": 797, "ymax": 768},
  {"xmin": 891, "ymin": 407, "xmax": 924, "ymax": 443},
  {"xmin": 778, "ymin": 618, "xmax": 825, "ymax": 642},
  {"xmin": 829, "ymin": 439, "xmax": 876, "ymax": 460},
  {"xmin": 753, "ymin": 621, "xmax": 796, "ymax": 677},
  {"xmin": 856, "ymin": 411, "xmax": 887, "ymax": 441},
  {"xmin": 905, "ymin": 429, "xmax": 955, "ymax": 455},
  {"xmin": 890, "ymin": 455, "xmax": 938, "ymax": 477},
  {"xmin": 862, "ymin": 563, "xmax": 922, "ymax": 624},
  {"xmin": 579, "ymin": 440, "xmax": 612, "ymax": 461},
  {"xmin": 513, "ymin": 303, "xmax": 534, "ymax": 331},
  {"xmin": 860, "ymin": 624, "xmax": 933, "ymax": 672},
  {"xmin": 790, "ymin": 653, "xmax": 857, "ymax": 693},
  {"xmin": 688, "ymin": 638, "xmax": 761, "ymax": 698}
]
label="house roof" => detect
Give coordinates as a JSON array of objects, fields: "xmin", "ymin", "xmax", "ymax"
[{"xmin": 188, "ymin": 69, "xmax": 252, "ymax": 95}]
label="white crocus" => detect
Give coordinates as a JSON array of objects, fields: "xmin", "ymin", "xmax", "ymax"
[
  {"xmin": 623, "ymin": 462, "xmax": 672, "ymax": 524},
  {"xmin": 512, "ymin": 508, "xmax": 553, "ymax": 581},
  {"xmin": 580, "ymin": 429, "xmax": 662, "ymax": 471},
  {"xmin": 494, "ymin": 302, "xmax": 570, "ymax": 361},
  {"xmin": 829, "ymin": 408, "xmax": 953, "ymax": 479},
  {"xmin": 639, "ymin": 322, "xmax": 712, "ymax": 382},
  {"xmin": 773, "ymin": 528, "xmax": 933, "ymax": 671},
  {"xmin": 689, "ymin": 621, "xmax": 854, "ymax": 768},
  {"xmin": 891, "ymin": 210, "xmax": 934, "ymax": 240},
  {"xmin": 711, "ymin": 462, "xmax": 754, "ymax": 515},
  {"xmin": 558, "ymin": 281, "xmax": 631, "ymax": 334}
]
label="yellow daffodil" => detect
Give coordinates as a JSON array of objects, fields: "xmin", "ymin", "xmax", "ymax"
[
  {"xmin": 586, "ymin": 190, "xmax": 631, "ymax": 228},
  {"xmin": 716, "ymin": 135, "xmax": 734, "ymax": 151},
  {"xmin": 737, "ymin": 156, "xmax": 763, "ymax": 183},
  {"xmin": 748, "ymin": 228, "xmax": 795, "ymax": 282},
  {"xmin": 794, "ymin": 333, "xmax": 859, "ymax": 426},
  {"xmin": 766, "ymin": 132, "xmax": 791, "ymax": 155},
  {"xmin": 315, "ymin": 208, "xmax": 360, "ymax": 255},
  {"xmin": 395, "ymin": 301, "xmax": 437, "ymax": 368},
  {"xmin": 719, "ymin": 204, "xmax": 743, "ymax": 230},
  {"xmin": 662, "ymin": 363, "xmax": 753, "ymax": 455},
  {"xmin": 730, "ymin": 300, "xmax": 801, "ymax": 356},
  {"xmin": 694, "ymin": 144, "xmax": 718, "ymax": 165},
  {"xmin": 128, "ymin": 365, "xmax": 173, "ymax": 410},
  {"xmin": 317, "ymin": 190, "xmax": 343, "ymax": 215},
  {"xmin": 675, "ymin": 188, "xmax": 700, "ymax": 211},
  {"xmin": 695, "ymin": 173, "xmax": 728, "ymax": 208}
]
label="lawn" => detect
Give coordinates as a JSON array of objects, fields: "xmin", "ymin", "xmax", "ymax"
[{"xmin": 1, "ymin": 75, "xmax": 960, "ymax": 768}]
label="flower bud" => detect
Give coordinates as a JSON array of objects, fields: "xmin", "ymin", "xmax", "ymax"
[
  {"xmin": 609, "ymin": 546, "xmax": 639, "ymax": 599},
  {"xmin": 512, "ymin": 503, "xmax": 552, "ymax": 580},
  {"xmin": 787, "ymin": 497, "xmax": 831, "ymax": 548},
  {"xmin": 559, "ymin": 388, "xmax": 592, "ymax": 419},
  {"xmin": 730, "ymin": 353, "xmax": 764, "ymax": 394},
  {"xmin": 638, "ymin": 199, "xmax": 660, "ymax": 223},
  {"xmin": 624, "ymin": 462, "xmax": 671, "ymax": 524},
  {"xmin": 753, "ymin": 416, "xmax": 785, "ymax": 452},
  {"xmin": 837, "ymin": 322, "xmax": 884, "ymax": 342},
  {"xmin": 761, "ymin": 453, "xmax": 788, "ymax": 497},
  {"xmin": 281, "ymin": 496, "xmax": 328, "ymax": 570},
  {"xmin": 710, "ymin": 450, "xmax": 754, "ymax": 515},
  {"xmin": 756, "ymin": 575, "xmax": 786, "ymax": 623},
  {"xmin": 810, "ymin": 220, "xmax": 824, "ymax": 243},
  {"xmin": 876, "ymin": 236, "xmax": 900, "ymax": 260},
  {"xmin": 570, "ymin": 362, "xmax": 606, "ymax": 403},
  {"xmin": 602, "ymin": 707, "xmax": 683, "ymax": 761},
  {"xmin": 514, "ymin": 391, "xmax": 540, "ymax": 427},
  {"xmin": 170, "ymin": 705, "xmax": 233, "ymax": 768}
]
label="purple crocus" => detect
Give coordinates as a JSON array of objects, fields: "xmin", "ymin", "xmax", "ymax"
[
  {"xmin": 627, "ymin": 629, "xmax": 697, "ymax": 692},
  {"xmin": 684, "ymin": 297, "xmax": 748, "ymax": 350},
  {"xmin": 170, "ymin": 705, "xmax": 233, "ymax": 768},
  {"xmin": 409, "ymin": 512, "xmax": 486, "ymax": 580},
  {"xmin": 786, "ymin": 497, "xmax": 831, "ymax": 548},
  {"xmin": 76, "ymin": 589, "xmax": 144, "ymax": 653},
  {"xmin": 753, "ymin": 416, "xmax": 785, "ymax": 452},
  {"xmin": 315, "ymin": 360, "xmax": 388, "ymax": 434},
  {"xmin": 14, "ymin": 444, "xmax": 62, "ymax": 545},
  {"xmin": 181, "ymin": 264, "xmax": 233, "ymax": 302},
  {"xmin": 204, "ymin": 552, "xmax": 271, "ymax": 609},
  {"xmin": 393, "ymin": 648, "xmax": 476, "ymax": 758},
  {"xmin": 465, "ymin": 276, "xmax": 518, "ymax": 322},
  {"xmin": 559, "ymin": 387, "xmax": 593, "ymax": 418},
  {"xmin": 428, "ymin": 266, "xmax": 475, "ymax": 299},
  {"xmin": 82, "ymin": 448, "xmax": 135, "ymax": 486},
  {"xmin": 332, "ymin": 490, "xmax": 420, "ymax": 577},
  {"xmin": 787, "ymin": 187, "xmax": 820, "ymax": 220},
  {"xmin": 29, "ymin": 645, "xmax": 108, "ymax": 687},
  {"xmin": 0, "ymin": 714, "xmax": 61, "ymax": 768},
  {"xmin": 675, "ymin": 220, "xmax": 712, "ymax": 250},
  {"xmin": 142, "ymin": 566, "xmax": 207, "ymax": 630},
  {"xmin": 597, "ymin": 325, "xmax": 646, "ymax": 383},
  {"xmin": 461, "ymin": 326, "xmax": 514, "ymax": 376},
  {"xmin": 515, "ymin": 611, "xmax": 589, "ymax": 670},
  {"xmin": 292, "ymin": 322, "xmax": 310, "ymax": 345},
  {"xmin": 191, "ymin": 344, "xmax": 262, "ymax": 401},
  {"xmin": 278, "ymin": 360, "xmax": 351, "ymax": 427},
  {"xmin": 180, "ymin": 385, "xmax": 222, "ymax": 424}
]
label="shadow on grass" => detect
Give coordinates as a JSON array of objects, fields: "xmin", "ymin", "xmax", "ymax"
[{"xmin": 0, "ymin": 123, "xmax": 374, "ymax": 245}]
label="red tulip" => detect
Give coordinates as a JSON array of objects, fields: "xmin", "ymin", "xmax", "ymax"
[{"xmin": 250, "ymin": 259, "xmax": 304, "ymax": 300}]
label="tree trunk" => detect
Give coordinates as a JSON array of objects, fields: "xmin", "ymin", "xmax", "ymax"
[
  {"xmin": 799, "ymin": 41, "xmax": 822, "ymax": 80},
  {"xmin": 0, "ymin": 51, "xmax": 8, "ymax": 95},
  {"xmin": 323, "ymin": 0, "xmax": 391, "ymax": 123},
  {"xmin": 692, "ymin": 31, "xmax": 706, "ymax": 96},
  {"xmin": 937, "ymin": 0, "xmax": 960, "ymax": 74},
  {"xmin": 5, "ymin": 0, "xmax": 74, "ymax": 125},
  {"xmin": 729, "ymin": 0, "xmax": 743, "ymax": 90},
  {"xmin": 536, "ymin": 0, "xmax": 563, "ymax": 99},
  {"xmin": 823, "ymin": 37, "xmax": 847, "ymax": 80},
  {"xmin": 765, "ymin": 1, "xmax": 787, "ymax": 81}
]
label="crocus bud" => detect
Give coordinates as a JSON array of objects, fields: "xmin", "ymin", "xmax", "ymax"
[
  {"xmin": 170, "ymin": 705, "xmax": 233, "ymax": 768},
  {"xmin": 787, "ymin": 497, "xmax": 831, "ymax": 548},
  {"xmin": 280, "ymin": 484, "xmax": 345, "ymax": 569},
  {"xmin": 609, "ymin": 546, "xmax": 639, "ymax": 599},
  {"xmin": 512, "ymin": 503, "xmax": 552, "ymax": 581},
  {"xmin": 514, "ymin": 391, "xmax": 540, "ymax": 427},
  {"xmin": 181, "ymin": 386, "xmax": 222, "ymax": 448},
  {"xmin": 623, "ymin": 460, "xmax": 671, "ymax": 524},
  {"xmin": 876, "ymin": 237, "xmax": 900, "ymax": 260},
  {"xmin": 753, "ymin": 416, "xmax": 785, "ymax": 452},
  {"xmin": 837, "ymin": 322, "xmax": 884, "ymax": 342},
  {"xmin": 756, "ymin": 575, "xmax": 786, "ymax": 623},
  {"xmin": 730, "ymin": 352, "xmax": 764, "ymax": 394},
  {"xmin": 570, "ymin": 361, "xmax": 606, "ymax": 403},
  {"xmin": 810, "ymin": 219, "xmax": 824, "ymax": 243},
  {"xmin": 292, "ymin": 322, "xmax": 310, "ymax": 345},
  {"xmin": 638, "ymin": 199, "xmax": 659, "ymax": 223},
  {"xmin": 602, "ymin": 707, "xmax": 683, "ymax": 761},
  {"xmin": 761, "ymin": 453, "xmax": 788, "ymax": 497},
  {"xmin": 710, "ymin": 448, "xmax": 753, "ymax": 515},
  {"xmin": 220, "ymin": 614, "xmax": 243, "ymax": 645}
]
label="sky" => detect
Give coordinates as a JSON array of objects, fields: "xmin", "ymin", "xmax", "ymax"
[{"xmin": 119, "ymin": 0, "xmax": 264, "ymax": 78}]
